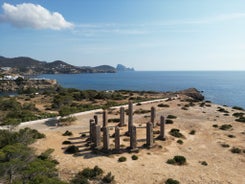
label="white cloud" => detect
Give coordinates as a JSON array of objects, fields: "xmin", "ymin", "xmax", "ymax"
[{"xmin": 0, "ymin": 3, "xmax": 73, "ymax": 30}]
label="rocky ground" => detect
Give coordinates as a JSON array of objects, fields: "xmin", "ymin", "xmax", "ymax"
[{"xmin": 19, "ymin": 94, "xmax": 245, "ymax": 184}]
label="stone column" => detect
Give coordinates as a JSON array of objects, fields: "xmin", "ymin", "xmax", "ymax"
[
  {"xmin": 94, "ymin": 124, "xmax": 101, "ymax": 148},
  {"xmin": 119, "ymin": 107, "xmax": 125, "ymax": 127},
  {"xmin": 102, "ymin": 110, "xmax": 108, "ymax": 128},
  {"xmin": 115, "ymin": 126, "xmax": 120, "ymax": 152},
  {"xmin": 151, "ymin": 106, "xmax": 156, "ymax": 127},
  {"xmin": 94, "ymin": 115, "xmax": 98, "ymax": 125},
  {"xmin": 103, "ymin": 127, "xmax": 110, "ymax": 150},
  {"xmin": 128, "ymin": 101, "xmax": 133, "ymax": 134},
  {"xmin": 146, "ymin": 122, "xmax": 153, "ymax": 148},
  {"xmin": 130, "ymin": 125, "xmax": 137, "ymax": 150},
  {"xmin": 89, "ymin": 120, "xmax": 95, "ymax": 143},
  {"xmin": 159, "ymin": 116, "xmax": 166, "ymax": 140}
]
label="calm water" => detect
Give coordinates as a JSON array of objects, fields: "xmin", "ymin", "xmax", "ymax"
[{"xmin": 39, "ymin": 71, "xmax": 245, "ymax": 108}]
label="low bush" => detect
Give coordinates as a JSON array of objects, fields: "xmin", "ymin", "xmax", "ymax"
[
  {"xmin": 62, "ymin": 140, "xmax": 72, "ymax": 145},
  {"xmin": 235, "ymin": 117, "xmax": 245, "ymax": 123},
  {"xmin": 108, "ymin": 118, "xmax": 120, "ymax": 123},
  {"xmin": 227, "ymin": 134, "xmax": 236, "ymax": 138},
  {"xmin": 169, "ymin": 129, "xmax": 184, "ymax": 138},
  {"xmin": 134, "ymin": 109, "xmax": 151, "ymax": 114},
  {"xmin": 118, "ymin": 156, "xmax": 127, "ymax": 162},
  {"xmin": 189, "ymin": 130, "xmax": 196, "ymax": 135},
  {"xmin": 131, "ymin": 155, "xmax": 138, "ymax": 160},
  {"xmin": 217, "ymin": 107, "xmax": 229, "ymax": 113},
  {"xmin": 212, "ymin": 124, "xmax": 218, "ymax": 128},
  {"xmin": 165, "ymin": 178, "xmax": 180, "ymax": 184},
  {"xmin": 232, "ymin": 106, "xmax": 244, "ymax": 111},
  {"xmin": 219, "ymin": 124, "xmax": 232, "ymax": 130},
  {"xmin": 167, "ymin": 155, "xmax": 186, "ymax": 165},
  {"xmin": 65, "ymin": 145, "xmax": 79, "ymax": 154},
  {"xmin": 232, "ymin": 112, "xmax": 244, "ymax": 118},
  {"xmin": 165, "ymin": 119, "xmax": 174, "ymax": 124},
  {"xmin": 167, "ymin": 115, "xmax": 177, "ymax": 119},
  {"xmin": 62, "ymin": 130, "xmax": 73, "ymax": 136},
  {"xmin": 177, "ymin": 139, "xmax": 183, "ymax": 144},
  {"xmin": 102, "ymin": 172, "xmax": 115, "ymax": 183},
  {"xmin": 221, "ymin": 143, "xmax": 230, "ymax": 148},
  {"xmin": 200, "ymin": 161, "xmax": 208, "ymax": 166},
  {"xmin": 231, "ymin": 147, "xmax": 241, "ymax": 154},
  {"xmin": 158, "ymin": 103, "xmax": 170, "ymax": 108}
]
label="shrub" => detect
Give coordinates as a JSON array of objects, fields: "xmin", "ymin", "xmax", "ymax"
[
  {"xmin": 108, "ymin": 118, "xmax": 120, "ymax": 123},
  {"xmin": 232, "ymin": 106, "xmax": 244, "ymax": 111},
  {"xmin": 177, "ymin": 139, "xmax": 183, "ymax": 145},
  {"xmin": 165, "ymin": 119, "xmax": 174, "ymax": 124},
  {"xmin": 167, "ymin": 115, "xmax": 177, "ymax": 119},
  {"xmin": 62, "ymin": 140, "xmax": 72, "ymax": 145},
  {"xmin": 181, "ymin": 107, "xmax": 188, "ymax": 110},
  {"xmin": 65, "ymin": 145, "xmax": 79, "ymax": 154},
  {"xmin": 81, "ymin": 166, "xmax": 103, "ymax": 179},
  {"xmin": 102, "ymin": 172, "xmax": 115, "ymax": 183},
  {"xmin": 169, "ymin": 129, "xmax": 184, "ymax": 138},
  {"xmin": 227, "ymin": 134, "xmax": 236, "ymax": 138},
  {"xmin": 232, "ymin": 112, "xmax": 244, "ymax": 118},
  {"xmin": 131, "ymin": 155, "xmax": 138, "ymax": 160},
  {"xmin": 200, "ymin": 161, "xmax": 208, "ymax": 166},
  {"xmin": 212, "ymin": 124, "xmax": 218, "ymax": 128},
  {"xmin": 158, "ymin": 103, "xmax": 170, "ymax": 108},
  {"xmin": 165, "ymin": 178, "xmax": 180, "ymax": 184},
  {"xmin": 173, "ymin": 155, "xmax": 186, "ymax": 165},
  {"xmin": 166, "ymin": 159, "xmax": 176, "ymax": 165},
  {"xmin": 62, "ymin": 130, "xmax": 73, "ymax": 136},
  {"xmin": 217, "ymin": 107, "xmax": 229, "ymax": 113},
  {"xmin": 189, "ymin": 130, "xmax": 196, "ymax": 135},
  {"xmin": 219, "ymin": 124, "xmax": 232, "ymax": 130},
  {"xmin": 231, "ymin": 147, "xmax": 241, "ymax": 154},
  {"xmin": 38, "ymin": 148, "xmax": 54, "ymax": 160},
  {"xmin": 235, "ymin": 117, "xmax": 245, "ymax": 123},
  {"xmin": 221, "ymin": 143, "xmax": 230, "ymax": 148},
  {"xmin": 134, "ymin": 109, "xmax": 151, "ymax": 114},
  {"xmin": 118, "ymin": 156, "xmax": 127, "ymax": 162}
]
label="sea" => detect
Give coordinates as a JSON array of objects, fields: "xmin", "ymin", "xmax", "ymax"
[{"xmin": 38, "ymin": 71, "xmax": 245, "ymax": 109}]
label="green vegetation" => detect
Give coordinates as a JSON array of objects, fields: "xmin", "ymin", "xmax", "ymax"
[
  {"xmin": 165, "ymin": 178, "xmax": 180, "ymax": 184},
  {"xmin": 232, "ymin": 106, "xmax": 244, "ymax": 111},
  {"xmin": 212, "ymin": 124, "xmax": 218, "ymax": 128},
  {"xmin": 134, "ymin": 109, "xmax": 151, "ymax": 114},
  {"xmin": 158, "ymin": 103, "xmax": 170, "ymax": 108},
  {"xmin": 200, "ymin": 161, "xmax": 208, "ymax": 166},
  {"xmin": 230, "ymin": 147, "xmax": 241, "ymax": 154},
  {"xmin": 108, "ymin": 118, "xmax": 120, "ymax": 123},
  {"xmin": 219, "ymin": 124, "xmax": 232, "ymax": 130},
  {"xmin": 221, "ymin": 143, "xmax": 230, "ymax": 148},
  {"xmin": 65, "ymin": 145, "xmax": 79, "ymax": 154},
  {"xmin": 177, "ymin": 139, "xmax": 183, "ymax": 144},
  {"xmin": 169, "ymin": 129, "xmax": 184, "ymax": 138},
  {"xmin": 118, "ymin": 156, "xmax": 127, "ymax": 162},
  {"xmin": 62, "ymin": 140, "xmax": 72, "ymax": 145},
  {"xmin": 0, "ymin": 128, "xmax": 65, "ymax": 184},
  {"xmin": 167, "ymin": 115, "xmax": 177, "ymax": 119},
  {"xmin": 165, "ymin": 119, "xmax": 174, "ymax": 124},
  {"xmin": 217, "ymin": 107, "xmax": 229, "ymax": 113},
  {"xmin": 189, "ymin": 130, "xmax": 196, "ymax": 135},
  {"xmin": 131, "ymin": 155, "xmax": 138, "ymax": 160},
  {"xmin": 167, "ymin": 155, "xmax": 186, "ymax": 165},
  {"xmin": 71, "ymin": 166, "xmax": 115, "ymax": 184},
  {"xmin": 62, "ymin": 130, "xmax": 73, "ymax": 136}
]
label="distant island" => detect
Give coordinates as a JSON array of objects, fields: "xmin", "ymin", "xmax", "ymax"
[{"xmin": 0, "ymin": 56, "xmax": 135, "ymax": 75}]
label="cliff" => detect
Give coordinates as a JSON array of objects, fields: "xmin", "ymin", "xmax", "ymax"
[
  {"xmin": 116, "ymin": 64, "xmax": 135, "ymax": 72},
  {"xmin": 0, "ymin": 78, "xmax": 59, "ymax": 92}
]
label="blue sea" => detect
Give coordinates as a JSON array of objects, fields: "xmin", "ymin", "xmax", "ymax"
[{"xmin": 39, "ymin": 71, "xmax": 245, "ymax": 109}]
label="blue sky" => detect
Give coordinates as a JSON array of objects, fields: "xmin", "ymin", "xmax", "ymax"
[{"xmin": 0, "ymin": 0, "xmax": 245, "ymax": 71}]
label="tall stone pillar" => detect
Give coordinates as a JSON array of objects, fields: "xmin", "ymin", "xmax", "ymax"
[
  {"xmin": 94, "ymin": 124, "xmax": 101, "ymax": 148},
  {"xmin": 128, "ymin": 101, "xmax": 133, "ymax": 134},
  {"xmin": 103, "ymin": 110, "xmax": 108, "ymax": 128},
  {"xmin": 151, "ymin": 106, "xmax": 156, "ymax": 127},
  {"xmin": 119, "ymin": 107, "xmax": 125, "ymax": 127},
  {"xmin": 159, "ymin": 116, "xmax": 166, "ymax": 140},
  {"xmin": 146, "ymin": 122, "xmax": 153, "ymax": 148},
  {"xmin": 89, "ymin": 120, "xmax": 95, "ymax": 143},
  {"xmin": 130, "ymin": 125, "xmax": 137, "ymax": 150},
  {"xmin": 94, "ymin": 115, "xmax": 98, "ymax": 125},
  {"xmin": 115, "ymin": 126, "xmax": 120, "ymax": 152},
  {"xmin": 103, "ymin": 127, "xmax": 110, "ymax": 150}
]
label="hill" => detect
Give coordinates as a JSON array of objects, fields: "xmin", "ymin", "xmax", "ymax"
[
  {"xmin": 116, "ymin": 64, "xmax": 135, "ymax": 72},
  {"xmin": 0, "ymin": 56, "xmax": 116, "ymax": 75}
]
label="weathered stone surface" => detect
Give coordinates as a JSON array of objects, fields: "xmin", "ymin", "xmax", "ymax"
[
  {"xmin": 94, "ymin": 125, "xmax": 101, "ymax": 148},
  {"xmin": 159, "ymin": 116, "xmax": 166, "ymax": 140},
  {"xmin": 103, "ymin": 127, "xmax": 110, "ymax": 150},
  {"xmin": 151, "ymin": 107, "xmax": 156, "ymax": 126},
  {"xmin": 146, "ymin": 122, "xmax": 153, "ymax": 148},
  {"xmin": 94, "ymin": 115, "xmax": 98, "ymax": 125},
  {"xmin": 130, "ymin": 125, "xmax": 137, "ymax": 150},
  {"xmin": 128, "ymin": 101, "xmax": 133, "ymax": 134},
  {"xmin": 89, "ymin": 121, "xmax": 95, "ymax": 143},
  {"xmin": 102, "ymin": 110, "xmax": 108, "ymax": 128},
  {"xmin": 115, "ymin": 126, "xmax": 120, "ymax": 152},
  {"xmin": 119, "ymin": 107, "xmax": 125, "ymax": 127}
]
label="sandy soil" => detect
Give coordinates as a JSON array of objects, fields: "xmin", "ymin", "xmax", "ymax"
[{"xmin": 19, "ymin": 96, "xmax": 245, "ymax": 184}]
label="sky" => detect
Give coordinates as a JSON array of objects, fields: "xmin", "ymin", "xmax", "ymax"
[{"xmin": 0, "ymin": 0, "xmax": 245, "ymax": 71}]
